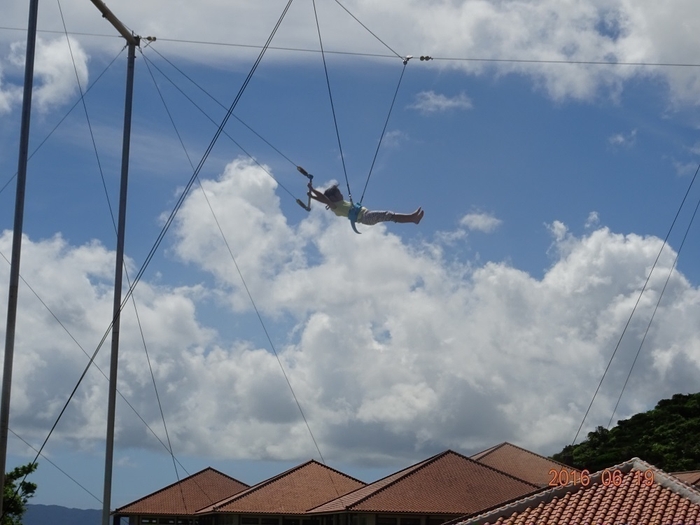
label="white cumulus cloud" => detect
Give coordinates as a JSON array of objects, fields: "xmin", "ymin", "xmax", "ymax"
[
  {"xmin": 410, "ymin": 91, "xmax": 473, "ymax": 114},
  {"xmin": 7, "ymin": 36, "xmax": 89, "ymax": 113},
  {"xmin": 3, "ymin": 160, "xmax": 700, "ymax": 468},
  {"xmin": 609, "ymin": 128, "xmax": 637, "ymax": 148},
  {"xmin": 585, "ymin": 211, "xmax": 600, "ymax": 229},
  {"xmin": 0, "ymin": 62, "xmax": 22, "ymax": 114},
  {"xmin": 4, "ymin": 1, "xmax": 700, "ymax": 105},
  {"xmin": 460, "ymin": 212, "xmax": 502, "ymax": 233}
]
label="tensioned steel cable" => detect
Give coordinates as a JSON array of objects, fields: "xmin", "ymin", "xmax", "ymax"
[
  {"xmin": 572, "ymin": 164, "xmax": 700, "ymax": 445},
  {"xmin": 607, "ymin": 165, "xmax": 700, "ymax": 429},
  {"xmin": 8, "ymin": 427, "xmax": 101, "ymax": 504},
  {"xmin": 6, "ymin": 25, "xmax": 700, "ymax": 68},
  {"xmin": 56, "ymin": 0, "xmax": 117, "ymax": 229},
  {"xmin": 312, "ymin": 0, "xmax": 352, "ymax": 202},
  {"xmin": 332, "ymin": 0, "xmax": 403, "ymax": 60},
  {"xmin": 359, "ymin": 61, "xmax": 407, "ymax": 204}
]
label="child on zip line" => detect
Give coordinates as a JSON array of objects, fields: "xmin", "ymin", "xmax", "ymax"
[{"xmin": 307, "ymin": 182, "xmax": 424, "ymax": 226}]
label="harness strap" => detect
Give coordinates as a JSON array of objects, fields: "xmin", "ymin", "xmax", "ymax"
[{"xmin": 348, "ymin": 202, "xmax": 363, "ymax": 234}]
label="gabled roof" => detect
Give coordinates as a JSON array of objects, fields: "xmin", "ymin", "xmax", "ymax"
[
  {"xmin": 198, "ymin": 460, "xmax": 365, "ymax": 515},
  {"xmin": 115, "ymin": 467, "xmax": 249, "ymax": 516},
  {"xmin": 309, "ymin": 450, "xmax": 540, "ymax": 516},
  {"xmin": 453, "ymin": 458, "xmax": 700, "ymax": 525},
  {"xmin": 673, "ymin": 470, "xmax": 700, "ymax": 487},
  {"xmin": 471, "ymin": 442, "xmax": 574, "ymax": 487}
]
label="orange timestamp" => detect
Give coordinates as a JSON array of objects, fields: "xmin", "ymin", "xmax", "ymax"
[
  {"xmin": 548, "ymin": 468, "xmax": 655, "ymax": 488},
  {"xmin": 548, "ymin": 468, "xmax": 591, "ymax": 487}
]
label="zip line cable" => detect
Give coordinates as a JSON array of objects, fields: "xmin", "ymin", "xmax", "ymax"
[
  {"xmin": 0, "ymin": 26, "xmax": 121, "ymax": 40},
  {"xmin": 7, "ymin": 25, "xmax": 700, "ymax": 69},
  {"xmin": 607, "ymin": 164, "xmax": 700, "ymax": 429},
  {"xmin": 24, "ymin": 0, "xmax": 297, "ymax": 490},
  {"xmin": 0, "ymin": 25, "xmax": 397, "ymax": 60},
  {"xmin": 0, "ymin": 47, "xmax": 125, "ymax": 198},
  {"xmin": 312, "ymin": 0, "xmax": 352, "ymax": 202},
  {"xmin": 572, "ymin": 163, "xmax": 700, "ymax": 446},
  {"xmin": 430, "ymin": 56, "xmax": 700, "ymax": 68}
]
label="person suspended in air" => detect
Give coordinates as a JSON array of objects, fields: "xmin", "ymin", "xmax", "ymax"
[{"xmin": 307, "ymin": 182, "xmax": 423, "ymax": 226}]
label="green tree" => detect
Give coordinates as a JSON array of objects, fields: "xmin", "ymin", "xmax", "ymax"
[
  {"xmin": 552, "ymin": 393, "xmax": 700, "ymax": 472},
  {"xmin": 2, "ymin": 462, "xmax": 37, "ymax": 525}
]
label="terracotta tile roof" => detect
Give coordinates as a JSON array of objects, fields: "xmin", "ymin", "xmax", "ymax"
[
  {"xmin": 453, "ymin": 458, "xmax": 700, "ymax": 525},
  {"xmin": 198, "ymin": 460, "xmax": 365, "ymax": 515},
  {"xmin": 115, "ymin": 467, "xmax": 249, "ymax": 516},
  {"xmin": 673, "ymin": 470, "xmax": 700, "ymax": 487},
  {"xmin": 471, "ymin": 442, "xmax": 575, "ymax": 487},
  {"xmin": 470, "ymin": 444, "xmax": 502, "ymax": 461},
  {"xmin": 309, "ymin": 450, "xmax": 539, "ymax": 515}
]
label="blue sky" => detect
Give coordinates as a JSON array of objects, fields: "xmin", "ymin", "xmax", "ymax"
[{"xmin": 2, "ymin": 0, "xmax": 700, "ymax": 512}]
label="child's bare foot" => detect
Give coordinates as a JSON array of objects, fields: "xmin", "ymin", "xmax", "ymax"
[{"xmin": 412, "ymin": 208, "xmax": 424, "ymax": 224}]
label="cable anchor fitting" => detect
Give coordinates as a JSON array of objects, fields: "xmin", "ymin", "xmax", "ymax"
[
  {"xmin": 419, "ymin": 55, "xmax": 433, "ymax": 61},
  {"xmin": 403, "ymin": 55, "xmax": 413, "ymax": 65}
]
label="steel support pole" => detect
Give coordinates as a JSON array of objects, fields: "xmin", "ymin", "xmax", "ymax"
[
  {"xmin": 101, "ymin": 41, "xmax": 136, "ymax": 525},
  {"xmin": 0, "ymin": 0, "xmax": 40, "ymax": 517}
]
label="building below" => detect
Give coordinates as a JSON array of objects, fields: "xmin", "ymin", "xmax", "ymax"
[{"xmin": 114, "ymin": 444, "xmax": 700, "ymax": 525}]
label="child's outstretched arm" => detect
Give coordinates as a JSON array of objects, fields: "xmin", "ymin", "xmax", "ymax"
[{"xmin": 308, "ymin": 183, "xmax": 336, "ymax": 209}]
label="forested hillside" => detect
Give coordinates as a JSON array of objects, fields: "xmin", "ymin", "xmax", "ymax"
[{"xmin": 552, "ymin": 392, "xmax": 700, "ymax": 472}]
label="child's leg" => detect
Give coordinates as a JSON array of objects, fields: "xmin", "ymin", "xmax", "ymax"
[
  {"xmin": 358, "ymin": 210, "xmax": 394, "ymax": 225},
  {"xmin": 392, "ymin": 208, "xmax": 424, "ymax": 224},
  {"xmin": 360, "ymin": 208, "xmax": 423, "ymax": 225}
]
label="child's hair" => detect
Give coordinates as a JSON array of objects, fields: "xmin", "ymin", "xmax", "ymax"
[{"xmin": 323, "ymin": 185, "xmax": 343, "ymax": 202}]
